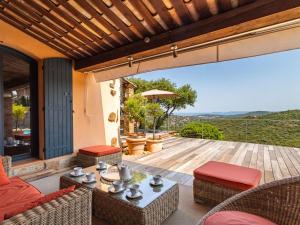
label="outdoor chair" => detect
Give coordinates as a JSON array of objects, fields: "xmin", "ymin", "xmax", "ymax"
[
  {"xmin": 199, "ymin": 176, "xmax": 300, "ymax": 225},
  {"xmin": 76, "ymin": 145, "xmax": 122, "ymax": 167},
  {"xmin": 193, "ymin": 161, "xmax": 261, "ymax": 205}
]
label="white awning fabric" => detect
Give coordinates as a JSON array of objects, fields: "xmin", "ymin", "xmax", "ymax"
[{"xmin": 93, "ymin": 26, "xmax": 300, "ymax": 82}]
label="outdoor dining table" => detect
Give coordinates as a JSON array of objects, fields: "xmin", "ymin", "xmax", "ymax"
[{"xmin": 60, "ymin": 164, "xmax": 179, "ymax": 225}]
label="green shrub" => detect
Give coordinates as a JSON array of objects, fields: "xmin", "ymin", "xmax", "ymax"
[{"xmin": 180, "ymin": 122, "xmax": 224, "ymax": 140}]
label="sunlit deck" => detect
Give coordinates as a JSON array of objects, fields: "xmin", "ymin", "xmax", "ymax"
[{"xmin": 124, "ymin": 137, "xmax": 300, "ymax": 186}]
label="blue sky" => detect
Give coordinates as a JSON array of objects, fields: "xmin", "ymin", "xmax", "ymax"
[{"xmin": 131, "ymin": 49, "xmax": 300, "ymax": 113}]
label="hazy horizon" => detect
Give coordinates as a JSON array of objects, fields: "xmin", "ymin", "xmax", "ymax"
[{"xmin": 131, "ymin": 49, "xmax": 300, "ymax": 113}]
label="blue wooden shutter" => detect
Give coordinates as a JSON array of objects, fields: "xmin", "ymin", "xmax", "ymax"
[{"xmin": 44, "ymin": 58, "xmax": 73, "ymax": 159}]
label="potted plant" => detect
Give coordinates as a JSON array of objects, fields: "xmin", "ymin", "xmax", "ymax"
[
  {"xmin": 124, "ymin": 94, "xmax": 147, "ymax": 155},
  {"xmin": 145, "ymin": 103, "xmax": 164, "ymax": 152},
  {"xmin": 12, "ymin": 103, "xmax": 28, "ymax": 132}
]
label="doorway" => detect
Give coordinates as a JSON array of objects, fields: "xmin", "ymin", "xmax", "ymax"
[{"xmin": 0, "ymin": 46, "xmax": 39, "ymax": 161}]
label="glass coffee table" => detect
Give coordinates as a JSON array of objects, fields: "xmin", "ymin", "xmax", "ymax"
[{"xmin": 60, "ymin": 165, "xmax": 179, "ymax": 225}]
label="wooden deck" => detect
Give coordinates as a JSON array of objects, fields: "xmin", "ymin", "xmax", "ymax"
[{"xmin": 124, "ymin": 137, "xmax": 300, "ymax": 187}]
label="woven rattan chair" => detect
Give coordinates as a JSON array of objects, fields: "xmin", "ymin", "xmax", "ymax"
[
  {"xmin": 1, "ymin": 156, "xmax": 92, "ymax": 225},
  {"xmin": 199, "ymin": 176, "xmax": 300, "ymax": 225}
]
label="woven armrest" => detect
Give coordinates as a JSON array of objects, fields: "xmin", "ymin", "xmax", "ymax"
[
  {"xmin": 200, "ymin": 176, "xmax": 300, "ymax": 225},
  {"xmin": 1, "ymin": 156, "xmax": 12, "ymax": 177},
  {"xmin": 1, "ymin": 187, "xmax": 92, "ymax": 225}
]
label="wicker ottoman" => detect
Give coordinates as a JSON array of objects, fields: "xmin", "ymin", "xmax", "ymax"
[
  {"xmin": 77, "ymin": 145, "xmax": 122, "ymax": 168},
  {"xmin": 193, "ymin": 161, "xmax": 261, "ymax": 206}
]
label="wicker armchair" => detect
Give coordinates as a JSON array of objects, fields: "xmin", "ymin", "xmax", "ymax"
[
  {"xmin": 199, "ymin": 176, "xmax": 300, "ymax": 225},
  {"xmin": 1, "ymin": 156, "xmax": 92, "ymax": 225}
]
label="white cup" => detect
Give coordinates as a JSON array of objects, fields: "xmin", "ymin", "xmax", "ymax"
[
  {"xmin": 129, "ymin": 184, "xmax": 140, "ymax": 196},
  {"xmin": 112, "ymin": 180, "xmax": 123, "ymax": 191},
  {"xmin": 86, "ymin": 172, "xmax": 95, "ymax": 181},
  {"xmin": 74, "ymin": 167, "xmax": 82, "ymax": 176},
  {"xmin": 98, "ymin": 161, "xmax": 106, "ymax": 169},
  {"xmin": 153, "ymin": 175, "xmax": 162, "ymax": 184}
]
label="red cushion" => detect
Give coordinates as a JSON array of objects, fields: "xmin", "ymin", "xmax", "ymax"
[
  {"xmin": 79, "ymin": 145, "xmax": 121, "ymax": 157},
  {"xmin": 0, "ymin": 177, "xmax": 43, "ymax": 222},
  {"xmin": 204, "ymin": 211, "xmax": 277, "ymax": 225},
  {"xmin": 4, "ymin": 185, "xmax": 76, "ymax": 219},
  {"xmin": 0, "ymin": 157, "xmax": 10, "ymax": 186},
  {"xmin": 194, "ymin": 161, "xmax": 261, "ymax": 190}
]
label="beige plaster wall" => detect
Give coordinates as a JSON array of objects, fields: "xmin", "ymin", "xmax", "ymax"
[
  {"xmin": 72, "ymin": 72, "xmax": 106, "ymax": 151},
  {"xmin": 99, "ymin": 79, "xmax": 121, "ymax": 146}
]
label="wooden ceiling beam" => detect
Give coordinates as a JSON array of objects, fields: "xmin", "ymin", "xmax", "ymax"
[
  {"xmin": 75, "ymin": 0, "xmax": 300, "ymax": 70},
  {"xmin": 192, "ymin": 0, "xmax": 212, "ymax": 19},
  {"xmin": 40, "ymin": 0, "xmax": 105, "ymax": 52},
  {"xmin": 1, "ymin": 0, "xmax": 87, "ymax": 57},
  {"xmin": 170, "ymin": 0, "xmax": 193, "ymax": 24},
  {"xmin": 74, "ymin": 0, "xmax": 129, "ymax": 45},
  {"xmin": 56, "ymin": 0, "xmax": 118, "ymax": 49},
  {"xmin": 217, "ymin": 0, "xmax": 233, "ymax": 12},
  {"xmin": 11, "ymin": 0, "xmax": 93, "ymax": 56},
  {"xmin": 128, "ymin": 0, "xmax": 165, "ymax": 33},
  {"xmin": 110, "ymin": 0, "xmax": 152, "ymax": 37},
  {"xmin": 149, "ymin": 0, "xmax": 177, "ymax": 29},
  {"xmin": 0, "ymin": 13, "xmax": 75, "ymax": 58},
  {"xmin": 0, "ymin": 8, "xmax": 77, "ymax": 58},
  {"xmin": 90, "ymin": 0, "xmax": 139, "ymax": 41},
  {"xmin": 24, "ymin": 0, "xmax": 98, "ymax": 55}
]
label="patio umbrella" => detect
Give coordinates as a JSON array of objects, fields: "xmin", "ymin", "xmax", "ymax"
[
  {"xmin": 141, "ymin": 89, "xmax": 177, "ymax": 102},
  {"xmin": 141, "ymin": 89, "xmax": 177, "ymax": 135}
]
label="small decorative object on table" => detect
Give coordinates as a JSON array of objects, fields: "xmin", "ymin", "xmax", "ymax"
[
  {"xmin": 126, "ymin": 184, "xmax": 143, "ymax": 199},
  {"xmin": 83, "ymin": 172, "xmax": 96, "ymax": 183},
  {"xmin": 109, "ymin": 180, "xmax": 125, "ymax": 193},
  {"xmin": 96, "ymin": 161, "xmax": 107, "ymax": 170},
  {"xmin": 70, "ymin": 167, "xmax": 85, "ymax": 177},
  {"xmin": 150, "ymin": 175, "xmax": 163, "ymax": 186}
]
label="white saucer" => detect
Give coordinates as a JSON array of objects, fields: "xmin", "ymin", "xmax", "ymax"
[
  {"xmin": 70, "ymin": 171, "xmax": 85, "ymax": 177},
  {"xmin": 126, "ymin": 190, "xmax": 143, "ymax": 199},
  {"xmin": 82, "ymin": 178, "xmax": 96, "ymax": 183},
  {"xmin": 108, "ymin": 185, "xmax": 125, "ymax": 194},
  {"xmin": 96, "ymin": 165, "xmax": 107, "ymax": 170},
  {"xmin": 150, "ymin": 179, "xmax": 163, "ymax": 186}
]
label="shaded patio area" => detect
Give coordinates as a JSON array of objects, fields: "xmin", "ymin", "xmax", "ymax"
[{"xmin": 124, "ymin": 137, "xmax": 300, "ymax": 186}]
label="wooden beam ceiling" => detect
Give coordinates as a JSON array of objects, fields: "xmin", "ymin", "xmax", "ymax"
[
  {"xmin": 75, "ymin": 0, "xmax": 300, "ymax": 70},
  {"xmin": 0, "ymin": 0, "xmax": 299, "ymax": 71}
]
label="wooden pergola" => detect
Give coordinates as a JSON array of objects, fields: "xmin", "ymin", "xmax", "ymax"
[{"xmin": 1, "ymin": 0, "xmax": 300, "ymax": 71}]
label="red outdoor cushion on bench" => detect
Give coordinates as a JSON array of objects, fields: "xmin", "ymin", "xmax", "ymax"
[
  {"xmin": 194, "ymin": 161, "xmax": 261, "ymax": 191},
  {"xmin": 5, "ymin": 185, "xmax": 76, "ymax": 219},
  {"xmin": 0, "ymin": 177, "xmax": 44, "ymax": 222},
  {"xmin": 204, "ymin": 211, "xmax": 277, "ymax": 225},
  {"xmin": 79, "ymin": 145, "xmax": 121, "ymax": 157}
]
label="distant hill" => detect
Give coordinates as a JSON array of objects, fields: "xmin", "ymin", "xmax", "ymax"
[
  {"xmin": 257, "ymin": 110, "xmax": 300, "ymax": 120},
  {"xmin": 171, "ymin": 110, "xmax": 300, "ymax": 148},
  {"xmin": 176, "ymin": 111, "xmax": 272, "ymax": 118}
]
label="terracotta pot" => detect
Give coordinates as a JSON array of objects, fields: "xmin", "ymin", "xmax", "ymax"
[
  {"xmin": 146, "ymin": 138, "xmax": 163, "ymax": 152},
  {"xmin": 126, "ymin": 137, "xmax": 146, "ymax": 155}
]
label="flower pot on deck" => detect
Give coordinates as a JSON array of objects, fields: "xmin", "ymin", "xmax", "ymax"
[
  {"xmin": 146, "ymin": 138, "xmax": 163, "ymax": 152},
  {"xmin": 126, "ymin": 137, "xmax": 146, "ymax": 155}
]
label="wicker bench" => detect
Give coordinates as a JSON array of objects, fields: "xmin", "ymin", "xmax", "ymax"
[
  {"xmin": 76, "ymin": 145, "xmax": 122, "ymax": 168},
  {"xmin": 193, "ymin": 161, "xmax": 261, "ymax": 206},
  {"xmin": 1, "ymin": 156, "xmax": 92, "ymax": 225}
]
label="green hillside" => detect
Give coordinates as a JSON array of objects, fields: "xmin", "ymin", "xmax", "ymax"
[{"xmin": 177, "ymin": 110, "xmax": 300, "ymax": 148}]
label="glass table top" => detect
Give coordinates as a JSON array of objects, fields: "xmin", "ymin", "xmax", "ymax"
[{"xmin": 63, "ymin": 165, "xmax": 177, "ymax": 208}]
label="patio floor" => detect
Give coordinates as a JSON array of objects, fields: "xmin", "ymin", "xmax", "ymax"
[{"xmin": 124, "ymin": 137, "xmax": 300, "ymax": 186}]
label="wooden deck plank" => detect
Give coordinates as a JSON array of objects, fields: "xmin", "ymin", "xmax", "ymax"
[{"xmin": 123, "ymin": 137, "xmax": 300, "ymax": 187}]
